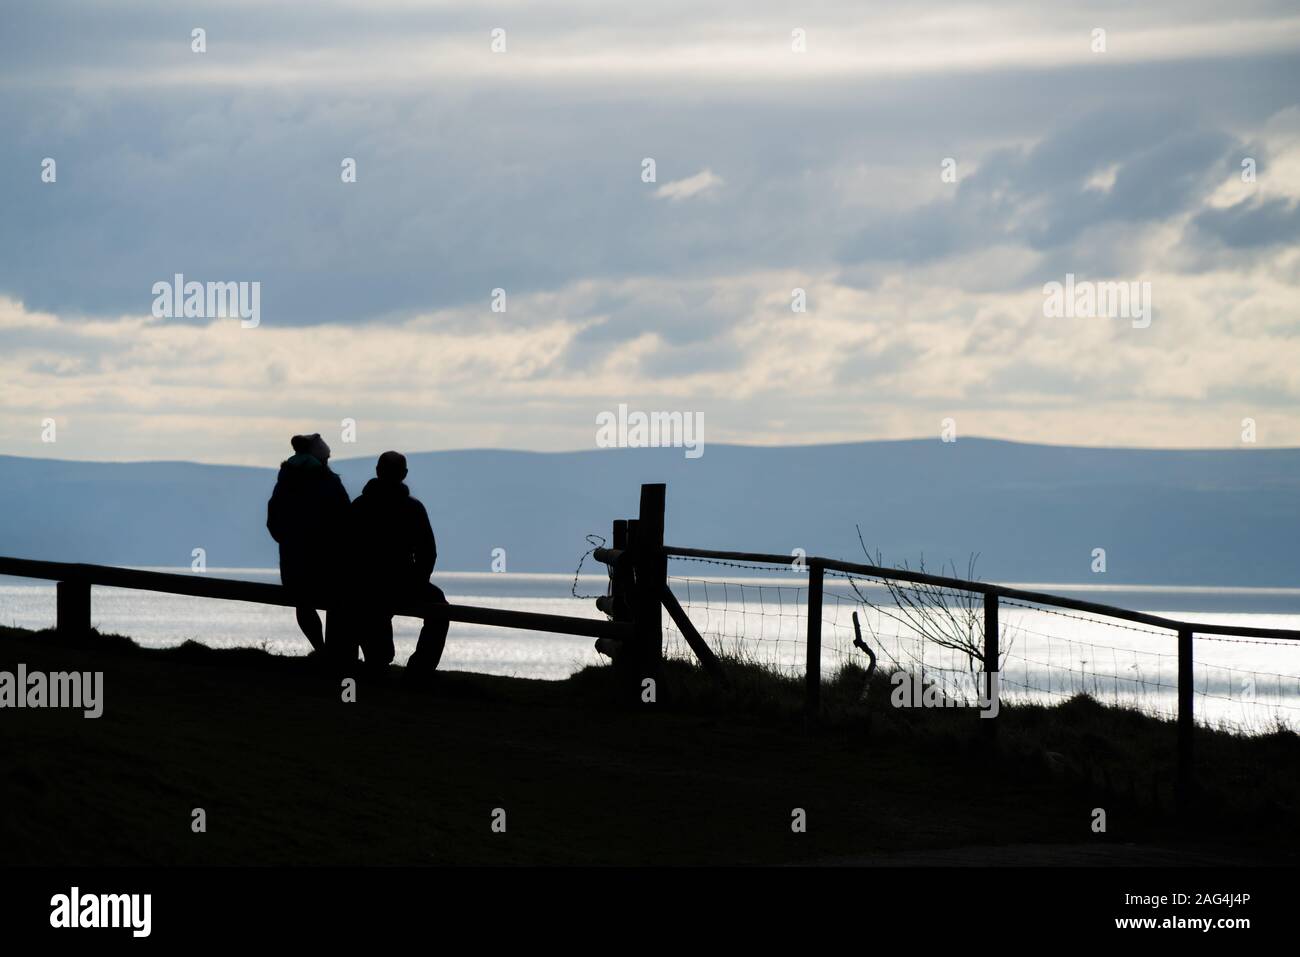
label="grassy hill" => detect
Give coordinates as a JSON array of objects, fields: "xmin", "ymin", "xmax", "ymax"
[{"xmin": 1, "ymin": 625, "xmax": 1297, "ymax": 866}]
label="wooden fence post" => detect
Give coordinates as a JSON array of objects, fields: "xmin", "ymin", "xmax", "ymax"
[
  {"xmin": 1177, "ymin": 627, "xmax": 1194, "ymax": 811},
  {"xmin": 57, "ymin": 578, "xmax": 91, "ymax": 639},
  {"xmin": 806, "ymin": 561, "xmax": 824, "ymax": 717},
  {"xmin": 596, "ymin": 519, "xmax": 632, "ymax": 622},
  {"xmin": 613, "ymin": 519, "xmax": 633, "ymax": 624},
  {"xmin": 633, "ymin": 484, "xmax": 666, "ymax": 694},
  {"xmin": 983, "ymin": 590, "xmax": 999, "ymax": 737},
  {"xmin": 610, "ymin": 517, "xmax": 629, "ymax": 614},
  {"xmin": 594, "ymin": 519, "xmax": 632, "ymax": 659},
  {"xmin": 661, "ymin": 584, "xmax": 725, "ymax": 682}
]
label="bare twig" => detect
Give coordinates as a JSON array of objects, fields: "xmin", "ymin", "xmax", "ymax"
[{"xmin": 848, "ymin": 525, "xmax": 1013, "ymax": 699}]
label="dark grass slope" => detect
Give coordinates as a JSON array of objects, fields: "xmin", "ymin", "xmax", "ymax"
[{"xmin": 1, "ymin": 626, "xmax": 1296, "ymax": 866}]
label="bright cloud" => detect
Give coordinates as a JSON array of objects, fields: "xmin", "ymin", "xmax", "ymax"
[
  {"xmin": 1, "ymin": 0, "xmax": 1298, "ymax": 462},
  {"xmin": 655, "ymin": 170, "xmax": 724, "ymax": 202}
]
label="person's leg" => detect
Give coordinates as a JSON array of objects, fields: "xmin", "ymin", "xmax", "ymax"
[
  {"xmin": 282, "ymin": 563, "xmax": 325, "ymax": 654},
  {"xmin": 360, "ymin": 615, "xmax": 396, "ymax": 669},
  {"xmin": 295, "ymin": 606, "xmax": 325, "ymax": 653},
  {"xmin": 409, "ymin": 582, "xmax": 449, "ymax": 672}
]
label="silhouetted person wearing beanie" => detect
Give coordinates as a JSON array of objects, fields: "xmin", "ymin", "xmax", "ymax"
[
  {"xmin": 266, "ymin": 433, "xmax": 350, "ymax": 653},
  {"xmin": 340, "ymin": 451, "xmax": 449, "ymax": 675}
]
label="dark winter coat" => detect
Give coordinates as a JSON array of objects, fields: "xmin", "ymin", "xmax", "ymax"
[
  {"xmin": 348, "ymin": 477, "xmax": 436, "ymax": 596},
  {"xmin": 266, "ymin": 454, "xmax": 351, "ymax": 594}
]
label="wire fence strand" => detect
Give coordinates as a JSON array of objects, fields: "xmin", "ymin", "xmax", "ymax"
[{"xmin": 661, "ymin": 555, "xmax": 1300, "ymax": 733}]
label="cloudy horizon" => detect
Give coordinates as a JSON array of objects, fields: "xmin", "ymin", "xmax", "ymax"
[{"xmin": 3, "ymin": 1, "xmax": 1299, "ymax": 466}]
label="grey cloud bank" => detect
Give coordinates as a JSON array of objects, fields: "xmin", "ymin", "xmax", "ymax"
[{"xmin": 1, "ymin": 1, "xmax": 1298, "ymax": 457}]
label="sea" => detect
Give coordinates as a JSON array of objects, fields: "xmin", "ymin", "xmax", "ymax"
[{"xmin": 2, "ymin": 568, "xmax": 1298, "ymax": 732}]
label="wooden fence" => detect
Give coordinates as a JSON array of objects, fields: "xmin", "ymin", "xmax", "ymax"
[
  {"xmin": 0, "ymin": 558, "xmax": 630, "ymax": 643},
  {"xmin": 3, "ymin": 480, "xmax": 1298, "ymax": 809},
  {"xmin": 656, "ymin": 541, "xmax": 1300, "ymax": 809}
]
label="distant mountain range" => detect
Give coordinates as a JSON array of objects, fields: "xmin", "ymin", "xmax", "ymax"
[{"xmin": 1, "ymin": 439, "xmax": 1298, "ymax": 586}]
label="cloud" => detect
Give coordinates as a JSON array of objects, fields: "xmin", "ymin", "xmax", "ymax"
[
  {"xmin": 6, "ymin": 2, "xmax": 1300, "ymax": 89},
  {"xmin": 837, "ymin": 110, "xmax": 1242, "ymax": 277},
  {"xmin": 1, "ymin": 1, "xmax": 1299, "ymax": 459},
  {"xmin": 654, "ymin": 169, "xmax": 724, "ymax": 202},
  {"xmin": 4, "ymin": 237, "xmax": 1300, "ymax": 464},
  {"xmin": 1191, "ymin": 197, "xmax": 1300, "ymax": 249}
]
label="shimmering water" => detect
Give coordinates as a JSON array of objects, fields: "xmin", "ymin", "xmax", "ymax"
[{"xmin": 2, "ymin": 569, "xmax": 1298, "ymax": 731}]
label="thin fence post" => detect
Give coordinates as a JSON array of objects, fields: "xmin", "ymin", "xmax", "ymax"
[
  {"xmin": 806, "ymin": 561, "xmax": 823, "ymax": 717},
  {"xmin": 609, "ymin": 518, "xmax": 631, "ymax": 622},
  {"xmin": 983, "ymin": 590, "xmax": 999, "ymax": 737},
  {"xmin": 593, "ymin": 519, "xmax": 632, "ymax": 659},
  {"xmin": 56, "ymin": 578, "xmax": 91, "ymax": 639},
  {"xmin": 623, "ymin": 519, "xmax": 639, "ymax": 634},
  {"xmin": 1177, "ymin": 627, "xmax": 1194, "ymax": 811},
  {"xmin": 633, "ymin": 484, "xmax": 666, "ymax": 693}
]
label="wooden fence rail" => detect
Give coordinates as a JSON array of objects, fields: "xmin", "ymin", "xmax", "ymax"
[
  {"xmin": 660, "ymin": 540, "xmax": 1300, "ymax": 810},
  {"xmin": 4, "ymin": 483, "xmax": 1298, "ymax": 813},
  {"xmin": 662, "ymin": 546, "xmax": 1300, "ymax": 641},
  {"xmin": 0, "ymin": 557, "xmax": 631, "ymax": 643}
]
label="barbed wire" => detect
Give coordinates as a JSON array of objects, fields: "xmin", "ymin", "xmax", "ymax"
[
  {"xmin": 827, "ymin": 568, "xmax": 982, "ymax": 603},
  {"xmin": 645, "ymin": 552, "xmax": 1300, "ymax": 731},
  {"xmin": 570, "ymin": 534, "xmax": 609, "ymax": 600},
  {"xmin": 667, "ymin": 554, "xmax": 807, "ymax": 575},
  {"xmin": 1191, "ymin": 633, "xmax": 1300, "ymax": 647},
  {"xmin": 997, "ymin": 597, "xmax": 1175, "ymax": 638}
]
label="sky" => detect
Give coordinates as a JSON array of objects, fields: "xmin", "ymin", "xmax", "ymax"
[{"xmin": 1, "ymin": 0, "xmax": 1298, "ymax": 465}]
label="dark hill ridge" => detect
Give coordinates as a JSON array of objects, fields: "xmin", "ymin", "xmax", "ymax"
[{"xmin": 1, "ymin": 439, "xmax": 1298, "ymax": 585}]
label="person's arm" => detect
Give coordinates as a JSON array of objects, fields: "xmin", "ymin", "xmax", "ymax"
[
  {"xmin": 266, "ymin": 480, "xmax": 285, "ymax": 543},
  {"xmin": 413, "ymin": 501, "xmax": 436, "ymax": 581}
]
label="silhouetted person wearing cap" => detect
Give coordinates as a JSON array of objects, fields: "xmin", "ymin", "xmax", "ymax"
[
  {"xmin": 267, "ymin": 433, "xmax": 351, "ymax": 653},
  {"xmin": 341, "ymin": 451, "xmax": 449, "ymax": 675}
]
